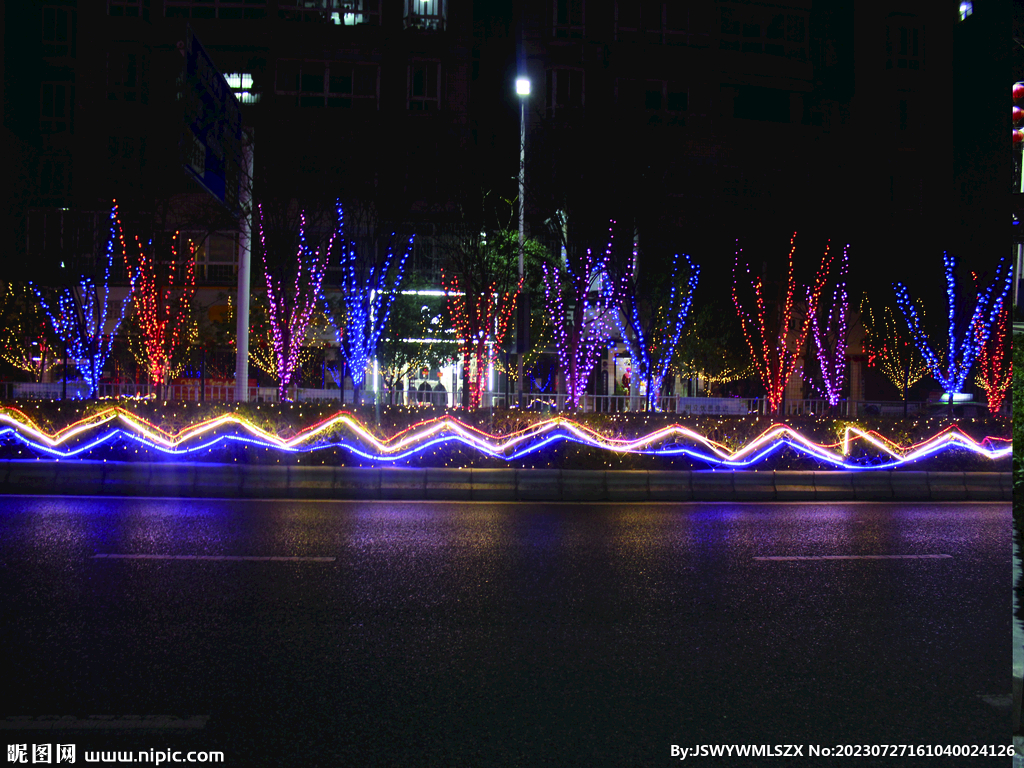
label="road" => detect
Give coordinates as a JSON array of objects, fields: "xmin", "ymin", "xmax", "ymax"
[{"xmin": 0, "ymin": 497, "xmax": 1010, "ymax": 766}]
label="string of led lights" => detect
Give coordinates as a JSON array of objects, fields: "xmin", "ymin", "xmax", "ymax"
[
  {"xmin": 328, "ymin": 201, "xmax": 414, "ymax": 392},
  {"xmin": 258, "ymin": 205, "xmax": 331, "ymax": 401},
  {"xmin": 732, "ymin": 233, "xmax": 825, "ymax": 413},
  {"xmin": 974, "ymin": 300, "xmax": 1011, "ymax": 415},
  {"xmin": 809, "ymin": 243, "xmax": 849, "ymax": 406},
  {"xmin": 0, "ymin": 406, "xmax": 1008, "ymax": 469},
  {"xmin": 543, "ymin": 221, "xmax": 627, "ymax": 411},
  {"xmin": 893, "ymin": 253, "xmax": 1012, "ymax": 396},
  {"xmin": 126, "ymin": 233, "xmax": 197, "ymax": 388},
  {"xmin": 442, "ymin": 270, "xmax": 520, "ymax": 410},
  {"xmin": 0, "ymin": 283, "xmax": 59, "ymax": 381},
  {"xmin": 616, "ymin": 247, "xmax": 699, "ymax": 411},
  {"xmin": 861, "ymin": 296, "xmax": 930, "ymax": 399},
  {"xmin": 29, "ymin": 202, "xmax": 136, "ymax": 398}
]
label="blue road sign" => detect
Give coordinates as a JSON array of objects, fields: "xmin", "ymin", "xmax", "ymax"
[{"xmin": 181, "ymin": 26, "xmax": 242, "ymax": 216}]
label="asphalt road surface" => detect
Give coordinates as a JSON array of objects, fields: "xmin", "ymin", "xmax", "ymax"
[{"xmin": 0, "ymin": 497, "xmax": 1010, "ymax": 767}]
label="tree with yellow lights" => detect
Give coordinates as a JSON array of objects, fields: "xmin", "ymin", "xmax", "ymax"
[
  {"xmin": 861, "ymin": 295, "xmax": 929, "ymax": 413},
  {"xmin": 0, "ymin": 283, "xmax": 59, "ymax": 382}
]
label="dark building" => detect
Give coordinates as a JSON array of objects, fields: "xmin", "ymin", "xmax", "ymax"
[{"xmin": 1, "ymin": 0, "xmax": 1004, "ymax": 294}]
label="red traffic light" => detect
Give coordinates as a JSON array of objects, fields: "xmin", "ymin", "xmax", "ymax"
[{"xmin": 1015, "ymin": 82, "xmax": 1024, "ymax": 101}]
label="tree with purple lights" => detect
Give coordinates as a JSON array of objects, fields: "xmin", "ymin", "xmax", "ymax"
[
  {"xmin": 893, "ymin": 253, "xmax": 1012, "ymax": 398},
  {"xmin": 30, "ymin": 201, "xmax": 136, "ymax": 398},
  {"xmin": 808, "ymin": 243, "xmax": 849, "ymax": 408},
  {"xmin": 543, "ymin": 220, "xmax": 626, "ymax": 411},
  {"xmin": 257, "ymin": 203, "xmax": 332, "ymax": 401},
  {"xmin": 615, "ymin": 240, "xmax": 699, "ymax": 411}
]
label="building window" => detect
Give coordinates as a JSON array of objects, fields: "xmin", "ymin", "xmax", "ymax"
[
  {"xmin": 403, "ymin": 0, "xmax": 446, "ymax": 31},
  {"xmin": 617, "ymin": 79, "xmax": 687, "ymax": 113},
  {"xmin": 40, "ymin": 82, "xmax": 73, "ymax": 134},
  {"xmin": 108, "ymin": 0, "xmax": 150, "ymax": 20},
  {"xmin": 720, "ymin": 5, "xmax": 806, "ymax": 61},
  {"xmin": 546, "ymin": 68, "xmax": 583, "ymax": 116},
  {"xmin": 225, "ymin": 73, "xmax": 260, "ymax": 104},
  {"xmin": 958, "ymin": 2, "xmax": 973, "ymax": 21},
  {"xmin": 615, "ymin": 0, "xmax": 666, "ymax": 44},
  {"xmin": 38, "ymin": 156, "xmax": 71, "ymax": 198},
  {"xmin": 554, "ymin": 0, "xmax": 584, "ymax": 39},
  {"xmin": 278, "ymin": 0, "xmax": 380, "ymax": 25},
  {"xmin": 107, "ymin": 52, "xmax": 147, "ymax": 103},
  {"xmin": 733, "ymin": 86, "xmax": 790, "ymax": 123},
  {"xmin": 665, "ymin": 4, "xmax": 711, "ymax": 47},
  {"xmin": 408, "ymin": 62, "xmax": 441, "ymax": 110},
  {"xmin": 276, "ymin": 60, "xmax": 378, "ymax": 108},
  {"xmin": 886, "ymin": 23, "xmax": 922, "ymax": 70},
  {"xmin": 165, "ymin": 1, "xmax": 267, "ymax": 20},
  {"xmin": 42, "ymin": 6, "xmax": 75, "ymax": 57}
]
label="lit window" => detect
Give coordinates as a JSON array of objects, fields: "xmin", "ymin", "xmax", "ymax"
[
  {"xmin": 279, "ymin": 0, "xmax": 380, "ymax": 25},
  {"xmin": 225, "ymin": 72, "xmax": 260, "ymax": 104},
  {"xmin": 959, "ymin": 2, "xmax": 973, "ymax": 21},
  {"xmin": 403, "ymin": 0, "xmax": 446, "ymax": 31}
]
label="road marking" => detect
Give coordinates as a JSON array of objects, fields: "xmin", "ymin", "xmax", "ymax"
[
  {"xmin": 754, "ymin": 554, "xmax": 952, "ymax": 561},
  {"xmin": 0, "ymin": 716, "xmax": 208, "ymax": 731},
  {"xmin": 92, "ymin": 554, "xmax": 335, "ymax": 562}
]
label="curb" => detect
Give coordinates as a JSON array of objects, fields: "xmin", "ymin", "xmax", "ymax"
[{"xmin": 0, "ymin": 461, "xmax": 1011, "ymax": 502}]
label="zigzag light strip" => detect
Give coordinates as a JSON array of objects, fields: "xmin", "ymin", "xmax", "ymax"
[{"xmin": 0, "ymin": 408, "xmax": 1009, "ymax": 469}]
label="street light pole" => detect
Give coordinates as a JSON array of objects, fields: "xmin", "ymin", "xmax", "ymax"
[{"xmin": 516, "ymin": 76, "xmax": 530, "ymax": 410}]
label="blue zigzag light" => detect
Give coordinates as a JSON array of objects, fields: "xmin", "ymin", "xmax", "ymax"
[
  {"xmin": 894, "ymin": 254, "xmax": 1012, "ymax": 395},
  {"xmin": 616, "ymin": 246, "xmax": 699, "ymax": 411},
  {"xmin": 329, "ymin": 201, "xmax": 413, "ymax": 390},
  {"xmin": 30, "ymin": 202, "xmax": 136, "ymax": 398}
]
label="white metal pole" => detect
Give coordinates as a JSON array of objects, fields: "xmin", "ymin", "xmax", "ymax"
[
  {"xmin": 517, "ymin": 97, "xmax": 525, "ymax": 409},
  {"xmin": 234, "ymin": 130, "xmax": 253, "ymax": 402}
]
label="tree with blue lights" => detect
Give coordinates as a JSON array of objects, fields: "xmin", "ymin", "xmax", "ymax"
[
  {"xmin": 893, "ymin": 253, "xmax": 1012, "ymax": 398},
  {"xmin": 30, "ymin": 202, "xmax": 136, "ymax": 398},
  {"xmin": 615, "ymin": 239, "xmax": 699, "ymax": 411},
  {"xmin": 326, "ymin": 201, "xmax": 413, "ymax": 405}
]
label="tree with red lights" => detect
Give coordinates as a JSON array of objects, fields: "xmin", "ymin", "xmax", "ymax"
[
  {"xmin": 975, "ymin": 301, "xmax": 1011, "ymax": 415},
  {"xmin": 125, "ymin": 233, "xmax": 197, "ymax": 396},
  {"xmin": 732, "ymin": 233, "xmax": 831, "ymax": 415}
]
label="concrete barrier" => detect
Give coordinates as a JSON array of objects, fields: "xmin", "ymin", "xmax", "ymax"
[
  {"xmin": 690, "ymin": 471, "xmax": 734, "ymax": 500},
  {"xmin": 470, "ymin": 469, "xmax": 516, "ymax": 501},
  {"xmin": 851, "ymin": 471, "xmax": 893, "ymax": 500},
  {"xmin": 926, "ymin": 471, "xmax": 967, "ymax": 501},
  {"xmin": 812, "ymin": 471, "xmax": 855, "ymax": 501},
  {"xmin": 516, "ymin": 468, "xmax": 561, "ymax": 501},
  {"xmin": 561, "ymin": 469, "xmax": 607, "ymax": 502},
  {"xmin": 334, "ymin": 467, "xmax": 380, "ymax": 499},
  {"xmin": 379, "ymin": 468, "xmax": 427, "ymax": 500},
  {"xmin": 733, "ymin": 471, "xmax": 776, "ymax": 500},
  {"xmin": 425, "ymin": 468, "xmax": 473, "ymax": 501},
  {"xmin": 0, "ymin": 460, "xmax": 1011, "ymax": 502},
  {"xmin": 606, "ymin": 470, "xmax": 648, "ymax": 502},
  {"xmin": 890, "ymin": 471, "xmax": 930, "ymax": 500},
  {"xmin": 962, "ymin": 472, "xmax": 1004, "ymax": 501},
  {"xmin": 647, "ymin": 470, "xmax": 691, "ymax": 502}
]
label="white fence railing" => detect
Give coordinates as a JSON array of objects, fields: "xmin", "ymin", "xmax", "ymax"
[{"xmin": 0, "ymin": 382, "xmax": 1006, "ymax": 417}]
